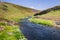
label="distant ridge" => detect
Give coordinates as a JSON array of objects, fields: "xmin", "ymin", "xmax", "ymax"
[
  {"xmin": 34, "ymin": 5, "xmax": 60, "ymax": 16},
  {"xmin": 34, "ymin": 5, "xmax": 60, "ymax": 21}
]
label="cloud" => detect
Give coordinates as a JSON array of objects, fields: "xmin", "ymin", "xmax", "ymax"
[{"xmin": 30, "ymin": 6, "xmax": 35, "ymax": 8}]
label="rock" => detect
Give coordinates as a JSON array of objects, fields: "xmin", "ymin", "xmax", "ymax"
[{"xmin": 55, "ymin": 21, "xmax": 60, "ymax": 25}]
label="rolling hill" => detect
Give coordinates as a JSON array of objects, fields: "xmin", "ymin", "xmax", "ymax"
[{"xmin": 0, "ymin": 2, "xmax": 39, "ymax": 22}]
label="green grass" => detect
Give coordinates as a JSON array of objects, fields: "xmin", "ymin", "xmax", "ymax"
[
  {"xmin": 0, "ymin": 22, "xmax": 6, "ymax": 26},
  {"xmin": 29, "ymin": 18, "xmax": 55, "ymax": 26},
  {"xmin": 0, "ymin": 25, "xmax": 27, "ymax": 40}
]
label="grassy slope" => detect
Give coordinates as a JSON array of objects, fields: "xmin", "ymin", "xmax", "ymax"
[
  {"xmin": 0, "ymin": 2, "xmax": 38, "ymax": 22},
  {"xmin": 0, "ymin": 2, "xmax": 39, "ymax": 40},
  {"xmin": 30, "ymin": 6, "xmax": 60, "ymax": 27},
  {"xmin": 34, "ymin": 6, "xmax": 60, "ymax": 21},
  {"xmin": 38, "ymin": 10, "xmax": 60, "ymax": 21}
]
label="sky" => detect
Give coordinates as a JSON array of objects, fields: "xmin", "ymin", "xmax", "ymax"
[{"xmin": 3, "ymin": 0, "xmax": 60, "ymax": 10}]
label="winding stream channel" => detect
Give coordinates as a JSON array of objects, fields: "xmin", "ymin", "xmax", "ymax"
[{"xmin": 19, "ymin": 17, "xmax": 60, "ymax": 40}]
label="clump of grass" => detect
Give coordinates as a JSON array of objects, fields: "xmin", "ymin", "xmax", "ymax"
[
  {"xmin": 0, "ymin": 22, "xmax": 6, "ymax": 26},
  {"xmin": 0, "ymin": 25, "xmax": 27, "ymax": 40},
  {"xmin": 29, "ymin": 18, "xmax": 55, "ymax": 26}
]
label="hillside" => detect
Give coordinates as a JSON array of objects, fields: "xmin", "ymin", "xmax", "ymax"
[
  {"xmin": 30, "ymin": 6, "xmax": 60, "ymax": 28},
  {"xmin": 34, "ymin": 6, "xmax": 60, "ymax": 21},
  {"xmin": 0, "ymin": 2, "xmax": 39, "ymax": 40},
  {"xmin": 0, "ymin": 2, "xmax": 39, "ymax": 22}
]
